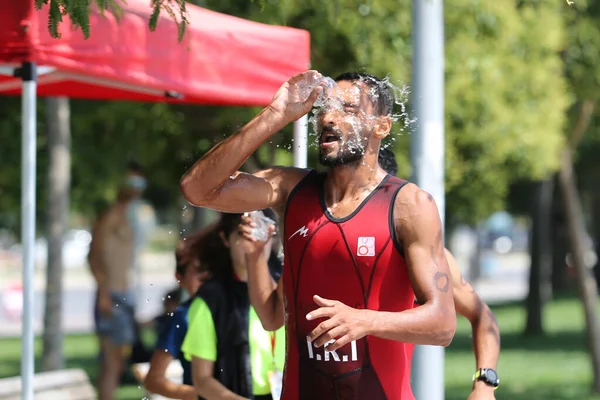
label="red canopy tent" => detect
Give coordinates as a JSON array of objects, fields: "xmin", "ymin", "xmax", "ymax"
[
  {"xmin": 0, "ymin": 0, "xmax": 310, "ymax": 104},
  {"xmin": 0, "ymin": 1, "xmax": 310, "ymax": 397}
]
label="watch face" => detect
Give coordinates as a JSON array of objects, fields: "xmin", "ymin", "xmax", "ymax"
[{"xmin": 485, "ymin": 369, "xmax": 498, "ymax": 383}]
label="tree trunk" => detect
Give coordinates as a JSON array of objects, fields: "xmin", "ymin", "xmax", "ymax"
[
  {"xmin": 524, "ymin": 179, "xmax": 554, "ymax": 336},
  {"xmin": 591, "ymin": 196, "xmax": 600, "ymax": 289},
  {"xmin": 558, "ymin": 148, "xmax": 600, "ymax": 392},
  {"xmin": 42, "ymin": 97, "xmax": 71, "ymax": 372},
  {"xmin": 551, "ymin": 218, "xmax": 571, "ymax": 293}
]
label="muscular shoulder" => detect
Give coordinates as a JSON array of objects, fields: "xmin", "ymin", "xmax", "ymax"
[
  {"xmin": 253, "ymin": 166, "xmax": 311, "ymax": 212},
  {"xmin": 254, "ymin": 166, "xmax": 310, "ymax": 190},
  {"xmin": 392, "ymin": 183, "xmax": 441, "ymax": 240}
]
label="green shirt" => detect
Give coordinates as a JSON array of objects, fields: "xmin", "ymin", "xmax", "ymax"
[{"xmin": 181, "ymin": 297, "xmax": 285, "ymax": 396}]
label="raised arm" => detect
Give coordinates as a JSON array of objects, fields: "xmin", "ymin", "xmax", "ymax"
[
  {"xmin": 445, "ymin": 249, "xmax": 500, "ymax": 397},
  {"xmin": 240, "ymin": 219, "xmax": 285, "ymax": 331},
  {"xmin": 370, "ymin": 186, "xmax": 456, "ymax": 345},
  {"xmin": 180, "ymin": 71, "xmax": 325, "ymax": 213}
]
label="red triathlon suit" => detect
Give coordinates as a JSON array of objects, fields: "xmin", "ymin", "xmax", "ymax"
[{"xmin": 281, "ymin": 170, "xmax": 416, "ymax": 400}]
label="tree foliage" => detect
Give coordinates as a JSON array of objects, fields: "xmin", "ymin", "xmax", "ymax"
[
  {"xmin": 34, "ymin": 0, "xmax": 189, "ymax": 42},
  {"xmin": 0, "ymin": 0, "xmax": 585, "ymax": 235}
]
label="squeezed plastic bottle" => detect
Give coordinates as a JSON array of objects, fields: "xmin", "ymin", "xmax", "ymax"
[
  {"xmin": 298, "ymin": 76, "xmax": 337, "ymax": 106},
  {"xmin": 249, "ymin": 210, "xmax": 275, "ymax": 241}
]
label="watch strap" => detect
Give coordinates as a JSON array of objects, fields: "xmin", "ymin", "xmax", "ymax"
[{"xmin": 473, "ymin": 368, "xmax": 499, "ymax": 389}]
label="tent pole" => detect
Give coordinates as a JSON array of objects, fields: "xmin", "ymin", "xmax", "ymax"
[
  {"xmin": 410, "ymin": 0, "xmax": 446, "ymax": 398},
  {"xmin": 16, "ymin": 61, "xmax": 37, "ymax": 400},
  {"xmin": 293, "ymin": 115, "xmax": 308, "ymax": 168}
]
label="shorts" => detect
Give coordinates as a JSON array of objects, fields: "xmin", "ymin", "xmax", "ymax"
[{"xmin": 94, "ymin": 291, "xmax": 136, "ymax": 346}]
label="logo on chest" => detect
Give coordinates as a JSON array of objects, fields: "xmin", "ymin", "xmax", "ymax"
[{"xmin": 357, "ymin": 236, "xmax": 375, "ymax": 257}]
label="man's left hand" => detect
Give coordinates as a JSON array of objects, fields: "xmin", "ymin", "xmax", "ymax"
[
  {"xmin": 467, "ymin": 384, "xmax": 496, "ymax": 400},
  {"xmin": 306, "ymin": 295, "xmax": 374, "ymax": 352}
]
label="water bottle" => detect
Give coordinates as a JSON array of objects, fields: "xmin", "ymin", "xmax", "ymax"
[
  {"xmin": 249, "ymin": 210, "xmax": 275, "ymax": 241},
  {"xmin": 298, "ymin": 76, "xmax": 337, "ymax": 106}
]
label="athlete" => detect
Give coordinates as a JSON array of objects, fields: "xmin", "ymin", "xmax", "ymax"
[
  {"xmin": 240, "ymin": 148, "xmax": 501, "ymax": 399},
  {"xmin": 180, "ymin": 71, "xmax": 457, "ymax": 400}
]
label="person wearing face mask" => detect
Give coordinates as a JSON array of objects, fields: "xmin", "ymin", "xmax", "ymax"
[
  {"xmin": 88, "ymin": 163, "xmax": 151, "ymax": 400},
  {"xmin": 181, "ymin": 212, "xmax": 285, "ymax": 400}
]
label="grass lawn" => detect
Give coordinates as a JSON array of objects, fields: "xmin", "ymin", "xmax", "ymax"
[{"xmin": 0, "ymin": 295, "xmax": 599, "ymax": 399}]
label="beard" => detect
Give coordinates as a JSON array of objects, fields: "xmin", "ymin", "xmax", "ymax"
[{"xmin": 319, "ymin": 139, "xmax": 367, "ymax": 167}]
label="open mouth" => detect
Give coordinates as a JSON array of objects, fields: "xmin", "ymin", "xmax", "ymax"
[{"xmin": 319, "ymin": 130, "xmax": 341, "ymax": 145}]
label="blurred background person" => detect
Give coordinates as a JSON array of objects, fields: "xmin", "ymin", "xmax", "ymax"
[
  {"xmin": 144, "ymin": 230, "xmax": 209, "ymax": 399},
  {"xmin": 181, "ymin": 211, "xmax": 285, "ymax": 400},
  {"xmin": 87, "ymin": 165, "xmax": 149, "ymax": 400}
]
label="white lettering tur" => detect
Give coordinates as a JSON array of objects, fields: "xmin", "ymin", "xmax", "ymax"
[{"xmin": 306, "ymin": 336, "xmax": 358, "ymax": 362}]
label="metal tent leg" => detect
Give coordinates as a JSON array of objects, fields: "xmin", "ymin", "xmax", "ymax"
[
  {"xmin": 293, "ymin": 115, "xmax": 308, "ymax": 168},
  {"xmin": 15, "ymin": 61, "xmax": 38, "ymax": 400}
]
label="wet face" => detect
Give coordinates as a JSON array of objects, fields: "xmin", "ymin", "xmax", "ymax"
[{"xmin": 316, "ymin": 80, "xmax": 383, "ymax": 167}]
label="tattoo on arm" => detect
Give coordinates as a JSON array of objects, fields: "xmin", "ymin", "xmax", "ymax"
[
  {"xmin": 431, "ymin": 246, "xmax": 440, "ymax": 268},
  {"xmin": 460, "ymin": 274, "xmax": 476, "ymax": 293},
  {"xmin": 486, "ymin": 308, "xmax": 501, "ymax": 346},
  {"xmin": 430, "ymin": 228, "xmax": 449, "ymax": 293},
  {"xmin": 434, "ymin": 271, "xmax": 450, "ymax": 293}
]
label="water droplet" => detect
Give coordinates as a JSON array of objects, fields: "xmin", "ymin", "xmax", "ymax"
[
  {"xmin": 176, "ymin": 324, "xmax": 180, "ymax": 328},
  {"xmin": 146, "ymin": 298, "xmax": 150, "ymax": 303}
]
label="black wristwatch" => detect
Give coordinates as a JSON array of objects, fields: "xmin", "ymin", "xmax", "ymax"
[{"xmin": 473, "ymin": 368, "xmax": 500, "ymax": 388}]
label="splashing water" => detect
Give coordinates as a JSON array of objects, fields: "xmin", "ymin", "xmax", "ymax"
[{"xmin": 302, "ymin": 74, "xmax": 416, "ymax": 170}]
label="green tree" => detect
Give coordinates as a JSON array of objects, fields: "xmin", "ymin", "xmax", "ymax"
[
  {"xmin": 558, "ymin": 0, "xmax": 600, "ymax": 391},
  {"xmin": 34, "ymin": 0, "xmax": 189, "ymax": 41},
  {"xmin": 15, "ymin": 0, "xmax": 572, "ymax": 228}
]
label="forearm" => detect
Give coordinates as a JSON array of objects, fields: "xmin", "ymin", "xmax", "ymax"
[
  {"xmin": 194, "ymin": 376, "xmax": 248, "ymax": 400},
  {"xmin": 369, "ymin": 302, "xmax": 456, "ymax": 346},
  {"xmin": 89, "ymin": 260, "xmax": 108, "ymax": 291},
  {"xmin": 246, "ymin": 253, "xmax": 284, "ymax": 331},
  {"xmin": 145, "ymin": 376, "xmax": 196, "ymax": 399},
  {"xmin": 472, "ymin": 304, "xmax": 500, "ymax": 369},
  {"xmin": 180, "ymin": 107, "xmax": 286, "ymax": 206}
]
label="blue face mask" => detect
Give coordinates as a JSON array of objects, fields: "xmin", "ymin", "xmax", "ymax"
[{"xmin": 125, "ymin": 175, "xmax": 147, "ymax": 191}]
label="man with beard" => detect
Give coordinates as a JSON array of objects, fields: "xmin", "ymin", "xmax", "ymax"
[{"xmin": 180, "ymin": 71, "xmax": 457, "ymax": 400}]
